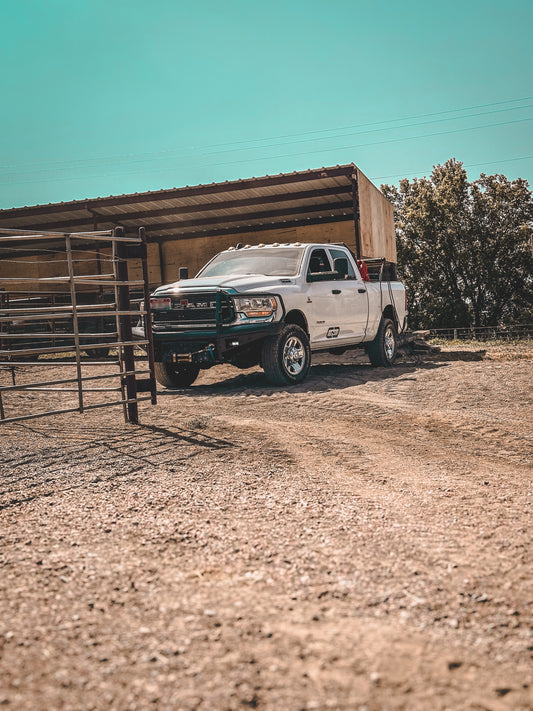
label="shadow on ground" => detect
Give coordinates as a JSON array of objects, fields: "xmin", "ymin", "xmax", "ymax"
[{"xmin": 156, "ymin": 359, "xmax": 449, "ymax": 398}]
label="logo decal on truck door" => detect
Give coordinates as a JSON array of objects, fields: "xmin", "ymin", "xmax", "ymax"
[{"xmin": 326, "ymin": 327, "xmax": 340, "ymax": 338}]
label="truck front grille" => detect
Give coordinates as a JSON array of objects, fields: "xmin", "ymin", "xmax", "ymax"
[{"xmin": 153, "ymin": 292, "xmax": 233, "ymax": 327}]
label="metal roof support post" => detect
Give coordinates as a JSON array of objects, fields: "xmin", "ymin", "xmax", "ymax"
[
  {"xmin": 139, "ymin": 227, "xmax": 157, "ymax": 405},
  {"xmin": 115, "ymin": 227, "xmax": 139, "ymax": 424},
  {"xmin": 350, "ymin": 171, "xmax": 362, "ymax": 260}
]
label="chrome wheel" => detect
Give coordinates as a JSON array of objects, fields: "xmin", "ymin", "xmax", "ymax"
[
  {"xmin": 384, "ymin": 325, "xmax": 396, "ymax": 361},
  {"xmin": 282, "ymin": 336, "xmax": 305, "ymax": 376},
  {"xmin": 262, "ymin": 325, "xmax": 311, "ymax": 385}
]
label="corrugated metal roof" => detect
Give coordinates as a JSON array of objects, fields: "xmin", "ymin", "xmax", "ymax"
[{"xmin": 0, "ymin": 164, "xmax": 358, "ymax": 243}]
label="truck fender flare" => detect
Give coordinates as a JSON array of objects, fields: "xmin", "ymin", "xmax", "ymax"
[{"xmin": 283, "ymin": 309, "xmax": 309, "ymax": 334}]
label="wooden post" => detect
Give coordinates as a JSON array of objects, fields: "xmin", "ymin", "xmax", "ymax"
[
  {"xmin": 350, "ymin": 171, "xmax": 362, "ymax": 259},
  {"xmin": 158, "ymin": 241, "xmax": 165, "ymax": 284}
]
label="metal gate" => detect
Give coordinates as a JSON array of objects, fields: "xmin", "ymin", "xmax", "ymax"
[{"xmin": 0, "ymin": 227, "xmax": 156, "ymax": 424}]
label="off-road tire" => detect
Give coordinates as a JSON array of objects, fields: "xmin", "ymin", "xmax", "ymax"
[
  {"xmin": 154, "ymin": 362, "xmax": 200, "ymax": 388},
  {"xmin": 367, "ymin": 317, "xmax": 397, "ymax": 367},
  {"xmin": 261, "ymin": 324, "xmax": 311, "ymax": 386}
]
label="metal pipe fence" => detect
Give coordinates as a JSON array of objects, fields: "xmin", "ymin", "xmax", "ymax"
[
  {"xmin": 0, "ymin": 227, "xmax": 156, "ymax": 424},
  {"xmin": 429, "ymin": 324, "xmax": 533, "ymax": 341}
]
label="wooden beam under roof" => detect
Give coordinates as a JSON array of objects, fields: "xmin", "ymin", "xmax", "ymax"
[{"xmin": 152, "ymin": 213, "xmax": 355, "ymax": 242}]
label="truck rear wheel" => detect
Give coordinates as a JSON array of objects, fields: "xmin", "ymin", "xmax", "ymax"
[
  {"xmin": 367, "ymin": 318, "xmax": 397, "ymax": 367},
  {"xmin": 261, "ymin": 324, "xmax": 311, "ymax": 386},
  {"xmin": 154, "ymin": 362, "xmax": 200, "ymax": 388}
]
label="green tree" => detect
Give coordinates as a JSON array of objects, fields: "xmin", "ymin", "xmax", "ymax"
[{"xmin": 381, "ymin": 159, "xmax": 533, "ymax": 329}]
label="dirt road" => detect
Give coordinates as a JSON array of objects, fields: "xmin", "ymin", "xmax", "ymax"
[{"xmin": 1, "ymin": 344, "xmax": 532, "ymax": 710}]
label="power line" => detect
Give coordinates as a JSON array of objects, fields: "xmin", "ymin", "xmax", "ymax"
[
  {"xmin": 206, "ymin": 103, "xmax": 533, "ymax": 157},
  {"xmin": 371, "ymin": 155, "xmax": 533, "ymax": 182},
  {"xmin": 203, "ymin": 95, "xmax": 533, "ymax": 148},
  {"xmin": 1, "ymin": 96, "xmax": 532, "ymax": 174},
  {"xmin": 204, "ymin": 116, "xmax": 533, "ymax": 168},
  {"xmin": 1, "ymin": 104, "xmax": 532, "ymax": 181},
  {"xmin": 1, "ymin": 117, "xmax": 532, "ymax": 188}
]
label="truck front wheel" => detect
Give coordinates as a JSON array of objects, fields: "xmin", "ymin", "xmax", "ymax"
[
  {"xmin": 367, "ymin": 318, "xmax": 397, "ymax": 367},
  {"xmin": 154, "ymin": 362, "xmax": 200, "ymax": 388},
  {"xmin": 261, "ymin": 325, "xmax": 311, "ymax": 386}
]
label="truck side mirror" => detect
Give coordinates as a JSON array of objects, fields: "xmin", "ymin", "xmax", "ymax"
[
  {"xmin": 333, "ymin": 257, "xmax": 348, "ymax": 279},
  {"xmin": 179, "ymin": 267, "xmax": 189, "ymax": 280}
]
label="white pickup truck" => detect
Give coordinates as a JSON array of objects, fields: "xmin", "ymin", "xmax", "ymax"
[{"xmin": 146, "ymin": 242, "xmax": 407, "ymax": 387}]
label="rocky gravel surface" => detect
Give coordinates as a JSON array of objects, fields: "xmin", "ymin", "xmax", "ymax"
[{"xmin": 0, "ymin": 343, "xmax": 532, "ymax": 710}]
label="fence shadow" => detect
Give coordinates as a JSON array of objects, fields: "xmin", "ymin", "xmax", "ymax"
[{"xmin": 428, "ymin": 349, "xmax": 486, "ymax": 362}]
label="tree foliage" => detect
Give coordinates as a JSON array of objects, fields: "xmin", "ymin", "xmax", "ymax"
[{"xmin": 381, "ymin": 159, "xmax": 533, "ymax": 328}]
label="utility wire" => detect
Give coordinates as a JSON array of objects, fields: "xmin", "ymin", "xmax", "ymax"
[
  {"xmin": 204, "ymin": 95, "xmax": 533, "ymax": 148},
  {"xmin": 205, "ymin": 116, "xmax": 533, "ymax": 168},
  {"xmin": 205, "ymin": 103, "xmax": 533, "ymax": 157},
  {"xmin": 371, "ymin": 155, "xmax": 533, "ymax": 182},
  {"xmin": 1, "ymin": 96, "xmax": 532, "ymax": 174},
  {"xmin": 1, "ymin": 117, "xmax": 532, "ymax": 187},
  {"xmin": 1, "ymin": 104, "xmax": 532, "ymax": 181}
]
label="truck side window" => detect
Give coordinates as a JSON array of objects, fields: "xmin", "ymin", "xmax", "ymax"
[
  {"xmin": 328, "ymin": 248, "xmax": 356, "ymax": 279},
  {"xmin": 307, "ymin": 248, "xmax": 332, "ymax": 275}
]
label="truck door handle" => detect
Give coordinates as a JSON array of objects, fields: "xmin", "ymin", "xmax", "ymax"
[
  {"xmin": 332, "ymin": 289, "xmax": 341, "ymax": 294},
  {"xmin": 358, "ymin": 288, "xmax": 366, "ymax": 294}
]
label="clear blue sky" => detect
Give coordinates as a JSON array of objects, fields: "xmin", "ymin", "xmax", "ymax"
[{"xmin": 1, "ymin": 0, "xmax": 532, "ymax": 208}]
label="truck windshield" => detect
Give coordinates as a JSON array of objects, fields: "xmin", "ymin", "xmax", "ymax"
[{"xmin": 197, "ymin": 248, "xmax": 303, "ymax": 277}]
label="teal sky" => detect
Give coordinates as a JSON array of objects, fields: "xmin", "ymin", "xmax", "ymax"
[{"xmin": 1, "ymin": 0, "xmax": 532, "ymax": 208}]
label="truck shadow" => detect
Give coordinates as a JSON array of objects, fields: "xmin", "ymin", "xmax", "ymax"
[{"xmin": 156, "ymin": 358, "xmax": 448, "ymax": 398}]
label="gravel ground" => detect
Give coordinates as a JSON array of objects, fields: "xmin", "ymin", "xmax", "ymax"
[{"xmin": 0, "ymin": 342, "xmax": 532, "ymax": 710}]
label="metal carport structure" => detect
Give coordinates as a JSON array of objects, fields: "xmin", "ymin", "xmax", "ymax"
[{"xmin": 0, "ymin": 164, "xmax": 396, "ymax": 284}]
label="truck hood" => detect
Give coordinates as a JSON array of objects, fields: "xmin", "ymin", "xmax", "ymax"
[{"xmin": 154, "ymin": 274, "xmax": 295, "ymax": 294}]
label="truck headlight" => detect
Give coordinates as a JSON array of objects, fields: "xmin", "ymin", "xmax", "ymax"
[{"xmin": 233, "ymin": 296, "xmax": 277, "ymax": 318}]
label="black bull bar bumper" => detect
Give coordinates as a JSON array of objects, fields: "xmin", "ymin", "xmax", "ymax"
[{"xmin": 148, "ymin": 290, "xmax": 285, "ymax": 365}]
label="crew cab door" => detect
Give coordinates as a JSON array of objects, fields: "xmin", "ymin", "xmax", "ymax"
[
  {"xmin": 326, "ymin": 247, "xmax": 369, "ymax": 342},
  {"xmin": 303, "ymin": 247, "xmax": 342, "ymax": 345}
]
